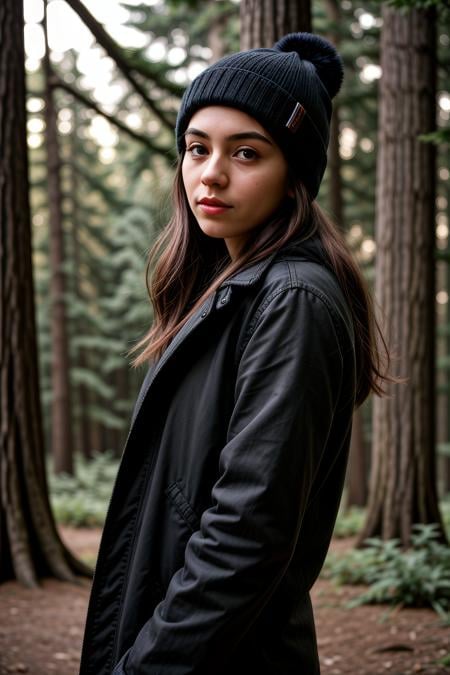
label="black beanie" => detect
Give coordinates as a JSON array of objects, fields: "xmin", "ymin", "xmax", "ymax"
[{"xmin": 175, "ymin": 32, "xmax": 344, "ymax": 200}]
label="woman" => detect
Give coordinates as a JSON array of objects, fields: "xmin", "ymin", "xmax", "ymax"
[{"xmin": 79, "ymin": 32, "xmax": 390, "ymax": 675}]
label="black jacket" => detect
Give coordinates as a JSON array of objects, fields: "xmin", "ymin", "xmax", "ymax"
[{"xmin": 79, "ymin": 234, "xmax": 356, "ymax": 675}]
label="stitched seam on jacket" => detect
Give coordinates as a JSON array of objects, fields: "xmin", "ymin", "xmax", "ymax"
[
  {"xmin": 285, "ymin": 259, "xmax": 294, "ymax": 288},
  {"xmin": 238, "ymin": 282, "xmax": 346, "ymax": 362},
  {"xmin": 166, "ymin": 481, "xmax": 200, "ymax": 532}
]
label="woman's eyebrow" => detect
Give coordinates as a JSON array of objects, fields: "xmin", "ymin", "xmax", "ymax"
[
  {"xmin": 228, "ymin": 131, "xmax": 273, "ymax": 145},
  {"xmin": 184, "ymin": 128, "xmax": 273, "ymax": 145}
]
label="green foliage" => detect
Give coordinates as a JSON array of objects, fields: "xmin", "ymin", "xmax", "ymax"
[
  {"xmin": 441, "ymin": 499, "xmax": 450, "ymax": 534},
  {"xmin": 387, "ymin": 0, "xmax": 449, "ymax": 10},
  {"xmin": 333, "ymin": 506, "xmax": 366, "ymax": 538},
  {"xmin": 324, "ymin": 524, "xmax": 450, "ymax": 617},
  {"xmin": 419, "ymin": 128, "xmax": 450, "ymax": 145},
  {"xmin": 438, "ymin": 652, "xmax": 450, "ymax": 667},
  {"xmin": 333, "ymin": 500, "xmax": 450, "ymax": 539},
  {"xmin": 437, "ymin": 444, "xmax": 450, "ymax": 458},
  {"xmin": 49, "ymin": 452, "xmax": 119, "ymax": 527}
]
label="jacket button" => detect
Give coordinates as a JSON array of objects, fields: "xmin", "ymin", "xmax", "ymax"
[
  {"xmin": 201, "ymin": 311, "xmax": 207, "ymax": 317},
  {"xmin": 221, "ymin": 297, "xmax": 227, "ymax": 304}
]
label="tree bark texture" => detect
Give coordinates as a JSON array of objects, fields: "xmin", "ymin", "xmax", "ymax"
[
  {"xmin": 436, "ymin": 256, "xmax": 449, "ymax": 493},
  {"xmin": 69, "ymin": 110, "xmax": 91, "ymax": 460},
  {"xmin": 240, "ymin": 0, "xmax": 311, "ymax": 50},
  {"xmin": 325, "ymin": 0, "xmax": 344, "ymax": 225},
  {"xmin": 346, "ymin": 410, "xmax": 368, "ymax": 507},
  {"xmin": 0, "ymin": 0, "xmax": 89, "ymax": 586},
  {"xmin": 43, "ymin": 3, "xmax": 74, "ymax": 475},
  {"xmin": 359, "ymin": 5, "xmax": 445, "ymax": 545},
  {"xmin": 324, "ymin": 0, "xmax": 368, "ymax": 507},
  {"xmin": 328, "ymin": 106, "xmax": 344, "ymax": 223},
  {"xmin": 208, "ymin": 12, "xmax": 228, "ymax": 63}
]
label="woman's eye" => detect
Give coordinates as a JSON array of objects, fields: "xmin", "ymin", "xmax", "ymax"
[
  {"xmin": 187, "ymin": 144, "xmax": 207, "ymax": 157},
  {"xmin": 235, "ymin": 147, "xmax": 258, "ymax": 160}
]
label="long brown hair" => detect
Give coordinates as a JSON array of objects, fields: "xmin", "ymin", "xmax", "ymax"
[{"xmin": 131, "ymin": 159, "xmax": 393, "ymax": 409}]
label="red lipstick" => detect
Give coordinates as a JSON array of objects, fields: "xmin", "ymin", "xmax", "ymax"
[{"xmin": 197, "ymin": 197, "xmax": 232, "ymax": 215}]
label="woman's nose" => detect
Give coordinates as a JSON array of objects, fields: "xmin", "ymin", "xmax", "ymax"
[{"xmin": 201, "ymin": 154, "xmax": 228, "ymax": 187}]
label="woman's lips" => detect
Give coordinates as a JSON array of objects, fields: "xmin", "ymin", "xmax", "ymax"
[{"xmin": 197, "ymin": 198, "xmax": 232, "ymax": 215}]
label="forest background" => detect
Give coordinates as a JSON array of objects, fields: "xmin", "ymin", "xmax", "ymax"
[{"xmin": 1, "ymin": 0, "xmax": 450, "ymax": 672}]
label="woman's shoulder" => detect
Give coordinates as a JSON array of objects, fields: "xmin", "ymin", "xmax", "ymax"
[
  {"xmin": 248, "ymin": 237, "xmax": 355, "ymax": 357},
  {"xmin": 220, "ymin": 234, "xmax": 355, "ymax": 348},
  {"xmin": 266, "ymin": 236, "xmax": 350, "ymax": 316},
  {"xmin": 266, "ymin": 239, "xmax": 337, "ymax": 295}
]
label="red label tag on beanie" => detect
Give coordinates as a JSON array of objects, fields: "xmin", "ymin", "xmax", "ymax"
[{"xmin": 286, "ymin": 102, "xmax": 306, "ymax": 132}]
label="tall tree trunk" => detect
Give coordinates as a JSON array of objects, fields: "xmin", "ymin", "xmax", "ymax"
[
  {"xmin": 446, "ymin": 153, "xmax": 450, "ymax": 493},
  {"xmin": 325, "ymin": 0, "xmax": 343, "ymax": 223},
  {"xmin": 439, "ymin": 160, "xmax": 450, "ymax": 493},
  {"xmin": 0, "ymin": 0, "xmax": 89, "ymax": 587},
  {"xmin": 346, "ymin": 411, "xmax": 368, "ymax": 507},
  {"xmin": 359, "ymin": 5, "xmax": 445, "ymax": 546},
  {"xmin": 208, "ymin": 13, "xmax": 228, "ymax": 62},
  {"xmin": 436, "ymin": 253, "xmax": 449, "ymax": 493},
  {"xmin": 325, "ymin": 0, "xmax": 368, "ymax": 508},
  {"xmin": 328, "ymin": 106, "xmax": 344, "ymax": 222},
  {"xmin": 43, "ymin": 1, "xmax": 74, "ymax": 475},
  {"xmin": 446, "ymin": 254, "xmax": 450, "ymax": 493},
  {"xmin": 240, "ymin": 0, "xmax": 311, "ymax": 50},
  {"xmin": 69, "ymin": 105, "xmax": 92, "ymax": 460}
]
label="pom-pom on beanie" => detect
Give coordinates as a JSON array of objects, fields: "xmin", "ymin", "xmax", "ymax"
[{"xmin": 175, "ymin": 32, "xmax": 344, "ymax": 200}]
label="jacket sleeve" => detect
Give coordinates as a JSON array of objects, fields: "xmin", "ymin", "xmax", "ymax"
[{"xmin": 113, "ymin": 285, "xmax": 346, "ymax": 675}]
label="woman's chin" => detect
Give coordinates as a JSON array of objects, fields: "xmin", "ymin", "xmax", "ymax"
[{"xmin": 197, "ymin": 221, "xmax": 232, "ymax": 240}]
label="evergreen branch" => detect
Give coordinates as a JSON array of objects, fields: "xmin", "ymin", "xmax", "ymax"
[
  {"xmin": 63, "ymin": 0, "xmax": 176, "ymax": 131},
  {"xmin": 121, "ymin": 49, "xmax": 186, "ymax": 98},
  {"xmin": 387, "ymin": 0, "xmax": 449, "ymax": 10},
  {"xmin": 51, "ymin": 73, "xmax": 176, "ymax": 161},
  {"xmin": 419, "ymin": 128, "xmax": 450, "ymax": 145},
  {"xmin": 63, "ymin": 163, "xmax": 135, "ymax": 211}
]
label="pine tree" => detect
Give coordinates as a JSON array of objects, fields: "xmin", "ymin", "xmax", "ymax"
[
  {"xmin": 360, "ymin": 1, "xmax": 446, "ymax": 545},
  {"xmin": 0, "ymin": 0, "xmax": 88, "ymax": 587}
]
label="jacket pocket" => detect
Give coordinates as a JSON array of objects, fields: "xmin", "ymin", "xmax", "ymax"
[{"xmin": 165, "ymin": 480, "xmax": 200, "ymax": 533}]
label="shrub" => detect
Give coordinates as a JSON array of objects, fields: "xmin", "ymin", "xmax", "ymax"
[
  {"xmin": 48, "ymin": 451, "xmax": 119, "ymax": 527},
  {"xmin": 324, "ymin": 524, "xmax": 450, "ymax": 618},
  {"xmin": 333, "ymin": 506, "xmax": 365, "ymax": 538},
  {"xmin": 333, "ymin": 499, "xmax": 450, "ymax": 539},
  {"xmin": 441, "ymin": 499, "xmax": 450, "ymax": 538}
]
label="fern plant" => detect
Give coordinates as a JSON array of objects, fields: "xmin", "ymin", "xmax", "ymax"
[{"xmin": 324, "ymin": 524, "xmax": 450, "ymax": 618}]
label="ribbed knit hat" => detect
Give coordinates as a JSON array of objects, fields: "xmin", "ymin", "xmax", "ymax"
[{"xmin": 176, "ymin": 32, "xmax": 344, "ymax": 200}]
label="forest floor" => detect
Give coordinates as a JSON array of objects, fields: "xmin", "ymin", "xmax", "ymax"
[{"xmin": 0, "ymin": 528, "xmax": 449, "ymax": 675}]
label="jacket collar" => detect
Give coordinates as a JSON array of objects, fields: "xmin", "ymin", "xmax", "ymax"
[
  {"xmin": 219, "ymin": 251, "xmax": 279, "ymax": 288},
  {"xmin": 219, "ymin": 232, "xmax": 329, "ymax": 289}
]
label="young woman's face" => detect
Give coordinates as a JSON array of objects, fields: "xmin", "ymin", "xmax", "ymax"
[{"xmin": 181, "ymin": 106, "xmax": 291, "ymax": 260}]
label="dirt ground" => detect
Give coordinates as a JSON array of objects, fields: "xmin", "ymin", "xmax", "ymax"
[{"xmin": 0, "ymin": 528, "xmax": 449, "ymax": 675}]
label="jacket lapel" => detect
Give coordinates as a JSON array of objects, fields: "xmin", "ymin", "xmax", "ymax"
[
  {"xmin": 129, "ymin": 251, "xmax": 279, "ymax": 427},
  {"xmin": 130, "ymin": 292, "xmax": 216, "ymax": 425}
]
